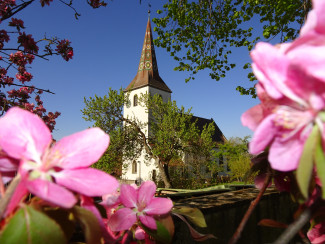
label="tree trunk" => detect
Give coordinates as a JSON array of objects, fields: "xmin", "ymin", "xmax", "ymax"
[{"xmin": 157, "ymin": 158, "xmax": 172, "ymax": 188}]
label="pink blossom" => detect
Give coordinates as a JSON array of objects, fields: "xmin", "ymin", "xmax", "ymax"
[
  {"xmin": 241, "ymin": 0, "xmax": 325, "ymax": 171},
  {"xmin": 308, "ymin": 222, "xmax": 325, "ymax": 244},
  {"xmin": 0, "ymin": 30, "xmax": 9, "ymax": 49},
  {"xmin": 109, "ymin": 181, "xmax": 173, "ymax": 231},
  {"xmin": 56, "ymin": 39, "xmax": 73, "ymax": 61},
  {"xmin": 89, "ymin": 0, "xmax": 107, "ymax": 8},
  {"xmin": 300, "ymin": 0, "xmax": 325, "ymax": 39},
  {"xmin": 134, "ymin": 227, "xmax": 145, "ymax": 240},
  {"xmin": 40, "ymin": 0, "xmax": 53, "ymax": 7},
  {"xmin": 0, "ymin": 152, "xmax": 19, "ymax": 184},
  {"xmin": 9, "ymin": 18, "xmax": 24, "ymax": 31},
  {"xmin": 81, "ymin": 195, "xmax": 118, "ymax": 243},
  {"xmin": 17, "ymin": 32, "xmax": 39, "ymax": 54},
  {"xmin": 0, "ymin": 107, "xmax": 119, "ymax": 208}
]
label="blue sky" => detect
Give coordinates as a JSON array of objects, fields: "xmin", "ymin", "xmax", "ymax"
[{"xmin": 14, "ymin": 0, "xmax": 260, "ymax": 140}]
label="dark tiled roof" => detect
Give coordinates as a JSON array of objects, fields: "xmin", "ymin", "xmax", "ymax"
[
  {"xmin": 125, "ymin": 18, "xmax": 172, "ymax": 93},
  {"xmin": 191, "ymin": 115, "xmax": 226, "ymax": 143}
]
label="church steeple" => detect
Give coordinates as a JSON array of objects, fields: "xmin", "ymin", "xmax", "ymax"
[{"xmin": 125, "ymin": 18, "xmax": 172, "ymax": 93}]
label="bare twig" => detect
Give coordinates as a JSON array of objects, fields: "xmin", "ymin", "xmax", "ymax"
[
  {"xmin": 3, "ymin": 83, "xmax": 55, "ymax": 94},
  {"xmin": 228, "ymin": 172, "xmax": 271, "ymax": 244},
  {"xmin": 273, "ymin": 205, "xmax": 315, "ymax": 244}
]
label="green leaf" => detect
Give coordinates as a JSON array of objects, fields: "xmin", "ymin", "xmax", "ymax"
[
  {"xmin": 315, "ymin": 139, "xmax": 325, "ymax": 198},
  {"xmin": 173, "ymin": 212, "xmax": 217, "ymax": 242},
  {"xmin": 297, "ymin": 125, "xmax": 319, "ymax": 199},
  {"xmin": 172, "ymin": 206, "xmax": 207, "ymax": 228},
  {"xmin": 0, "ymin": 205, "xmax": 67, "ymax": 244},
  {"xmin": 72, "ymin": 206, "xmax": 102, "ymax": 244},
  {"xmin": 142, "ymin": 220, "xmax": 172, "ymax": 244}
]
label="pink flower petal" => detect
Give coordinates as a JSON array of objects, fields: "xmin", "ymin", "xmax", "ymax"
[
  {"xmin": 301, "ymin": 0, "xmax": 325, "ymax": 36},
  {"xmin": 0, "ymin": 155, "xmax": 19, "ymax": 172},
  {"xmin": 307, "ymin": 222, "xmax": 325, "ymax": 244},
  {"xmin": 51, "ymin": 128, "xmax": 109, "ymax": 169},
  {"xmin": 80, "ymin": 195, "xmax": 102, "ymax": 221},
  {"xmin": 4, "ymin": 180, "xmax": 28, "ymax": 217},
  {"xmin": 241, "ymin": 104, "xmax": 264, "ymax": 131},
  {"xmin": 251, "ymin": 43, "xmax": 288, "ymax": 99},
  {"xmin": 0, "ymin": 107, "xmax": 51, "ymax": 162},
  {"xmin": 268, "ymin": 135, "xmax": 304, "ymax": 171},
  {"xmin": 109, "ymin": 208, "xmax": 136, "ymax": 231},
  {"xmin": 26, "ymin": 179, "xmax": 77, "ymax": 208},
  {"xmin": 138, "ymin": 181, "xmax": 156, "ymax": 206},
  {"xmin": 139, "ymin": 214, "xmax": 157, "ymax": 229},
  {"xmin": 120, "ymin": 184, "xmax": 137, "ymax": 208},
  {"xmin": 144, "ymin": 198, "xmax": 173, "ymax": 215},
  {"xmin": 54, "ymin": 168, "xmax": 119, "ymax": 197},
  {"xmin": 249, "ymin": 114, "xmax": 277, "ymax": 155},
  {"xmin": 135, "ymin": 227, "xmax": 146, "ymax": 240},
  {"xmin": 80, "ymin": 195, "xmax": 117, "ymax": 243},
  {"xmin": 102, "ymin": 191, "xmax": 120, "ymax": 208},
  {"xmin": 1, "ymin": 171, "xmax": 16, "ymax": 184},
  {"xmin": 288, "ymin": 45, "xmax": 325, "ymax": 84},
  {"xmin": 254, "ymin": 173, "xmax": 272, "ymax": 190}
]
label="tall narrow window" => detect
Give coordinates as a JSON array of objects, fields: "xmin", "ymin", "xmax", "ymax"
[
  {"xmin": 132, "ymin": 160, "xmax": 137, "ymax": 174},
  {"xmin": 133, "ymin": 94, "xmax": 138, "ymax": 107}
]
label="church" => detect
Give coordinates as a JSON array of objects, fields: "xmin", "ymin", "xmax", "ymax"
[{"xmin": 121, "ymin": 17, "xmax": 227, "ymax": 185}]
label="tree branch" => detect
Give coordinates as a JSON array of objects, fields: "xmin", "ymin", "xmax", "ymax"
[
  {"xmin": 273, "ymin": 203, "xmax": 316, "ymax": 244},
  {"xmin": 3, "ymin": 82, "xmax": 55, "ymax": 94},
  {"xmin": 1, "ymin": 1, "xmax": 35, "ymax": 22},
  {"xmin": 228, "ymin": 172, "xmax": 271, "ymax": 244}
]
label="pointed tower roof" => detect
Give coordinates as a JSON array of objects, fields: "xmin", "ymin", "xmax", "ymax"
[{"xmin": 125, "ymin": 18, "xmax": 172, "ymax": 93}]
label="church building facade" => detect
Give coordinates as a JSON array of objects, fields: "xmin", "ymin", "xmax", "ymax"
[{"xmin": 122, "ymin": 18, "xmax": 227, "ymax": 185}]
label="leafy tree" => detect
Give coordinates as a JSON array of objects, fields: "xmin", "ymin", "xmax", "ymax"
[
  {"xmin": 216, "ymin": 136, "xmax": 251, "ymax": 181},
  {"xmin": 142, "ymin": 93, "xmax": 217, "ymax": 188},
  {"xmin": 0, "ymin": 0, "xmax": 107, "ymax": 130},
  {"xmin": 153, "ymin": 0, "xmax": 311, "ymax": 97},
  {"xmin": 82, "ymin": 88, "xmax": 144, "ymax": 176},
  {"xmin": 82, "ymin": 89, "xmax": 217, "ymax": 188}
]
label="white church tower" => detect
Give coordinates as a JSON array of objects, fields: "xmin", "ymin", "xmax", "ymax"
[{"xmin": 122, "ymin": 17, "xmax": 172, "ymax": 184}]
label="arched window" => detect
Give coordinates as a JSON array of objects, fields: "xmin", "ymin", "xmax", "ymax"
[
  {"xmin": 133, "ymin": 94, "xmax": 138, "ymax": 107},
  {"xmin": 132, "ymin": 160, "xmax": 137, "ymax": 174}
]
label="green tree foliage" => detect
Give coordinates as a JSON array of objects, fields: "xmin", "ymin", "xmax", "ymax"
[
  {"xmin": 216, "ymin": 136, "xmax": 252, "ymax": 181},
  {"xmin": 153, "ymin": 0, "xmax": 311, "ymax": 97},
  {"xmin": 82, "ymin": 89, "xmax": 217, "ymax": 188},
  {"xmin": 142, "ymin": 94, "xmax": 217, "ymax": 187},
  {"xmin": 82, "ymin": 88, "xmax": 144, "ymax": 176}
]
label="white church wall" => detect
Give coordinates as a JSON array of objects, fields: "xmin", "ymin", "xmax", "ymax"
[
  {"xmin": 122, "ymin": 85, "xmax": 172, "ymax": 184},
  {"xmin": 122, "ymin": 152, "xmax": 159, "ymax": 184},
  {"xmin": 148, "ymin": 86, "xmax": 171, "ymax": 102},
  {"xmin": 124, "ymin": 86, "xmax": 150, "ymax": 136}
]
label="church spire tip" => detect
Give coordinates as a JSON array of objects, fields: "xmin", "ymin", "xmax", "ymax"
[{"xmin": 148, "ymin": 3, "xmax": 151, "ymax": 18}]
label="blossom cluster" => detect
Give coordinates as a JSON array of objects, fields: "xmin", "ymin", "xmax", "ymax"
[
  {"xmin": 242, "ymin": 0, "xmax": 325, "ymax": 171},
  {"xmin": 0, "ymin": 1, "xmax": 76, "ymax": 132},
  {"xmin": 88, "ymin": 0, "xmax": 108, "ymax": 8},
  {"xmin": 0, "ymin": 0, "xmax": 109, "ymax": 132},
  {"xmin": 0, "ymin": 107, "xmax": 173, "ymax": 243},
  {"xmin": 102, "ymin": 181, "xmax": 173, "ymax": 239},
  {"xmin": 242, "ymin": 0, "xmax": 325, "ymax": 242}
]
